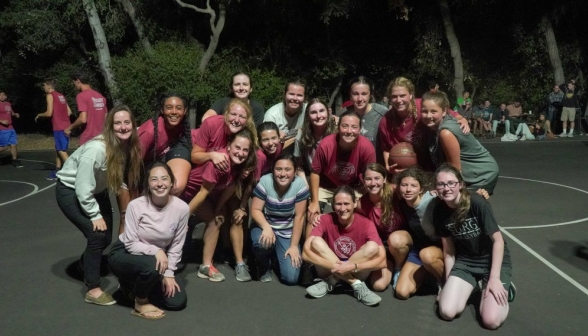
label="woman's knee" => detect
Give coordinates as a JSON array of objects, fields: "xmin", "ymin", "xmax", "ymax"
[
  {"xmin": 482, "ymin": 313, "xmax": 505, "ymax": 330},
  {"xmin": 438, "ymin": 302, "xmax": 458, "ymax": 321},
  {"xmin": 162, "ymin": 292, "xmax": 187, "ymax": 311},
  {"xmin": 388, "ymin": 231, "xmax": 410, "ymax": 249},
  {"xmin": 419, "ymin": 247, "xmax": 441, "ymax": 265}
]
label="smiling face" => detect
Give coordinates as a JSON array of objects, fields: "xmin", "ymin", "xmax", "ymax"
[
  {"xmin": 421, "ymin": 99, "xmax": 446, "ymax": 130},
  {"xmin": 338, "ymin": 115, "xmax": 361, "ymax": 146},
  {"xmin": 225, "ymin": 103, "xmax": 248, "ymax": 134},
  {"xmin": 333, "ymin": 192, "xmax": 355, "ymax": 225},
  {"xmin": 391, "ymin": 86, "xmax": 412, "ymax": 114},
  {"xmin": 435, "ymin": 171, "xmax": 462, "ymax": 206},
  {"xmin": 113, "ymin": 110, "xmax": 133, "ymax": 142},
  {"xmin": 162, "ymin": 97, "xmax": 186, "ymax": 128},
  {"xmin": 363, "ymin": 169, "xmax": 385, "ymax": 196},
  {"xmin": 283, "ymin": 84, "xmax": 305, "ymax": 114},
  {"xmin": 232, "ymin": 74, "xmax": 252, "ymax": 99},
  {"xmin": 308, "ymin": 102, "xmax": 329, "ymax": 128},
  {"xmin": 399, "ymin": 176, "xmax": 423, "ymax": 205},
  {"xmin": 260, "ymin": 129, "xmax": 280, "ymax": 154},
  {"xmin": 350, "ymin": 83, "xmax": 371, "ymax": 111},
  {"xmin": 227, "ymin": 136, "xmax": 251, "ymax": 165},
  {"xmin": 148, "ymin": 166, "xmax": 172, "ymax": 199},
  {"xmin": 273, "ymin": 158, "xmax": 295, "ymax": 189}
]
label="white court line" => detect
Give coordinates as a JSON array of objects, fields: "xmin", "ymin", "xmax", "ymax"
[
  {"xmin": 501, "ymin": 228, "xmax": 588, "ymax": 296},
  {"xmin": 20, "ymin": 158, "xmax": 56, "ymax": 166},
  {"xmin": 0, "ymin": 180, "xmax": 55, "ymax": 207},
  {"xmin": 499, "ymin": 176, "xmax": 588, "ymax": 229}
]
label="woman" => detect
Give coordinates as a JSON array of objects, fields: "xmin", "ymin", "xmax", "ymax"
[
  {"xmin": 530, "ymin": 113, "xmax": 553, "ymax": 140},
  {"xmin": 256, "ymin": 122, "xmax": 283, "ymax": 179},
  {"xmin": 342, "ymin": 76, "xmax": 388, "ymax": 149},
  {"xmin": 420, "ymin": 91, "xmax": 499, "ymax": 194},
  {"xmin": 355, "ymin": 163, "xmax": 406, "ymax": 291},
  {"xmin": 201, "ymin": 72, "xmax": 265, "ymax": 126},
  {"xmin": 108, "ymin": 162, "xmax": 189, "ymax": 320},
  {"xmin": 294, "ymin": 98, "xmax": 337, "ymax": 179},
  {"xmin": 378, "ymin": 77, "xmax": 469, "ymax": 175},
  {"xmin": 56, "ymin": 105, "xmax": 142, "ymax": 305},
  {"xmin": 434, "ymin": 163, "xmax": 514, "ymax": 330},
  {"xmin": 184, "ymin": 129, "xmax": 257, "ymax": 282},
  {"xmin": 392, "ymin": 167, "xmax": 444, "ymax": 299},
  {"xmin": 250, "ymin": 154, "xmax": 309, "ymax": 284}
]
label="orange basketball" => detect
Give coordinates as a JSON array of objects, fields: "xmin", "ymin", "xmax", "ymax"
[{"xmin": 389, "ymin": 142, "xmax": 417, "ymax": 169}]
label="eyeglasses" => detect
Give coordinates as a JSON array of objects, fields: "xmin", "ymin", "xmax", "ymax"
[{"xmin": 435, "ymin": 181, "xmax": 459, "ymax": 189}]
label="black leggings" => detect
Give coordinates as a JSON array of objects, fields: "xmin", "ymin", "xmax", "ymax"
[
  {"xmin": 55, "ymin": 181, "xmax": 113, "ymax": 290},
  {"xmin": 108, "ymin": 241, "xmax": 187, "ymax": 311}
]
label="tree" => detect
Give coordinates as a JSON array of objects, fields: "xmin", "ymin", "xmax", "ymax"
[
  {"xmin": 438, "ymin": 0, "xmax": 464, "ymax": 100},
  {"xmin": 82, "ymin": 0, "xmax": 119, "ymax": 102},
  {"xmin": 542, "ymin": 14, "xmax": 565, "ymax": 84},
  {"xmin": 174, "ymin": 0, "xmax": 226, "ymax": 72},
  {"xmin": 118, "ymin": 0, "xmax": 154, "ymax": 55}
]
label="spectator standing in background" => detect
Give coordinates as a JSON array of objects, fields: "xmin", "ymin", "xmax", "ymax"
[
  {"xmin": 547, "ymin": 84, "xmax": 564, "ymax": 132},
  {"xmin": 65, "ymin": 72, "xmax": 107, "ymax": 145},
  {"xmin": 558, "ymin": 80, "xmax": 580, "ymax": 138}
]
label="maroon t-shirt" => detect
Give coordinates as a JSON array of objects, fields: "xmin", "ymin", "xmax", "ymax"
[
  {"xmin": 138, "ymin": 116, "xmax": 183, "ymax": 163},
  {"xmin": 50, "ymin": 91, "xmax": 70, "ymax": 131},
  {"xmin": 357, "ymin": 194, "xmax": 406, "ymax": 241},
  {"xmin": 311, "ymin": 134, "xmax": 376, "ymax": 189},
  {"xmin": 0, "ymin": 102, "xmax": 14, "ymax": 131},
  {"xmin": 76, "ymin": 89, "xmax": 107, "ymax": 144},
  {"xmin": 255, "ymin": 142, "xmax": 283, "ymax": 181},
  {"xmin": 193, "ymin": 115, "xmax": 230, "ymax": 152},
  {"xmin": 310, "ymin": 212, "xmax": 383, "ymax": 260},
  {"xmin": 183, "ymin": 148, "xmax": 236, "ymax": 201}
]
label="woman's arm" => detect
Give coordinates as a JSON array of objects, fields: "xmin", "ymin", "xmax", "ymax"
[
  {"xmin": 439, "ymin": 129, "xmax": 462, "ymax": 171},
  {"xmin": 188, "ymin": 181, "xmax": 215, "ymax": 215},
  {"xmin": 285, "ymin": 199, "xmax": 308, "ymax": 267},
  {"xmin": 164, "ymin": 209, "xmax": 190, "ymax": 277},
  {"xmin": 448, "ymin": 109, "xmax": 470, "ymax": 134},
  {"xmin": 307, "ymin": 172, "xmax": 321, "ymax": 222},
  {"xmin": 441, "ymin": 236, "xmax": 455, "ymax": 281},
  {"xmin": 486, "ymin": 231, "xmax": 508, "ymax": 306},
  {"xmin": 251, "ymin": 196, "xmax": 276, "ymax": 248}
]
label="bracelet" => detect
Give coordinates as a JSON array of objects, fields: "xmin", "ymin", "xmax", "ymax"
[{"xmin": 353, "ymin": 263, "xmax": 358, "ymax": 273}]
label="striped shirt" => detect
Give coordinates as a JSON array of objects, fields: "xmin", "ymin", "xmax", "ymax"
[{"xmin": 252, "ymin": 174, "xmax": 309, "ymax": 238}]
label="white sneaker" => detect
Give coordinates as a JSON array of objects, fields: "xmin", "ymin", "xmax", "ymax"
[
  {"xmin": 558, "ymin": 132, "xmax": 567, "ymax": 138},
  {"xmin": 568, "ymin": 133, "xmax": 574, "ymax": 138}
]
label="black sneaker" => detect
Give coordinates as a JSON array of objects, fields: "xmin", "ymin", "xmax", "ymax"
[
  {"xmin": 508, "ymin": 282, "xmax": 516, "ymax": 302},
  {"xmin": 12, "ymin": 159, "xmax": 23, "ymax": 168}
]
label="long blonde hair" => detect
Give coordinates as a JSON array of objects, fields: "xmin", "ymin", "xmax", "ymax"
[
  {"xmin": 223, "ymin": 98, "xmax": 258, "ymax": 148},
  {"xmin": 101, "ymin": 105, "xmax": 143, "ymax": 195},
  {"xmin": 386, "ymin": 77, "xmax": 418, "ymax": 128}
]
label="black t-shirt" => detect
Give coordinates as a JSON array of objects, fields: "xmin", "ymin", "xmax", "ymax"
[
  {"xmin": 210, "ymin": 96, "xmax": 265, "ymax": 126},
  {"xmin": 433, "ymin": 193, "xmax": 510, "ymax": 266}
]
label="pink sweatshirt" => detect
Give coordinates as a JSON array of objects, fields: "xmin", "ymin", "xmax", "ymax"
[{"xmin": 119, "ymin": 195, "xmax": 189, "ymax": 277}]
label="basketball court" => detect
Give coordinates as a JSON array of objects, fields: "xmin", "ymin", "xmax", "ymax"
[{"xmin": 1, "ymin": 137, "xmax": 587, "ymax": 335}]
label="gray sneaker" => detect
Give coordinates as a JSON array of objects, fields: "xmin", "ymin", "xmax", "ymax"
[
  {"xmin": 235, "ymin": 263, "xmax": 252, "ymax": 282},
  {"xmin": 352, "ymin": 281, "xmax": 381, "ymax": 306},
  {"xmin": 306, "ymin": 279, "xmax": 333, "ymax": 298},
  {"xmin": 197, "ymin": 264, "xmax": 225, "ymax": 282},
  {"xmin": 260, "ymin": 271, "xmax": 272, "ymax": 283}
]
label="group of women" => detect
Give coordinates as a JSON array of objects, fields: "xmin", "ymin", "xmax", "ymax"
[{"xmin": 55, "ymin": 72, "xmax": 513, "ymax": 329}]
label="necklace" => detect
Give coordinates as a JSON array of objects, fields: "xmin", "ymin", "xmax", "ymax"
[{"xmin": 395, "ymin": 111, "xmax": 412, "ymax": 128}]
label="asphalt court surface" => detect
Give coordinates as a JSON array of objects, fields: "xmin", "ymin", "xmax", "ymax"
[{"xmin": 1, "ymin": 138, "xmax": 587, "ymax": 335}]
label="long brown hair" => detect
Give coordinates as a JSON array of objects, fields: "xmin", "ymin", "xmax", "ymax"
[
  {"xmin": 364, "ymin": 163, "xmax": 397, "ymax": 227},
  {"xmin": 300, "ymin": 98, "xmax": 337, "ymax": 149},
  {"xmin": 386, "ymin": 77, "xmax": 418, "ymax": 129},
  {"xmin": 228, "ymin": 128, "xmax": 258, "ymax": 199},
  {"xmin": 101, "ymin": 105, "xmax": 143, "ymax": 195},
  {"xmin": 434, "ymin": 163, "xmax": 470, "ymax": 229}
]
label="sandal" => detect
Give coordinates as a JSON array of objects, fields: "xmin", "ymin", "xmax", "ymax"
[{"xmin": 131, "ymin": 309, "xmax": 166, "ymax": 320}]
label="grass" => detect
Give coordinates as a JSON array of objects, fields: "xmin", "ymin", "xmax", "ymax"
[{"xmin": 16, "ymin": 134, "xmax": 80, "ymax": 151}]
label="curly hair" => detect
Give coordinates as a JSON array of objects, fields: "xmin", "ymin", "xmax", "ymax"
[{"xmin": 152, "ymin": 92, "xmax": 192, "ymax": 163}]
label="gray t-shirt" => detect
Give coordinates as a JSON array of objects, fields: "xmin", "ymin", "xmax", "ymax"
[
  {"xmin": 429, "ymin": 116, "xmax": 499, "ymax": 188},
  {"xmin": 344, "ymin": 103, "xmax": 388, "ymax": 149}
]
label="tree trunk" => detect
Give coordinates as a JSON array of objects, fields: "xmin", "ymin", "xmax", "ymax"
[
  {"xmin": 542, "ymin": 15, "xmax": 565, "ymax": 85},
  {"xmin": 328, "ymin": 79, "xmax": 343, "ymax": 110},
  {"xmin": 175, "ymin": 0, "xmax": 226, "ymax": 73},
  {"xmin": 438, "ymin": 0, "xmax": 464, "ymax": 100},
  {"xmin": 82, "ymin": 0, "xmax": 120, "ymax": 103},
  {"xmin": 118, "ymin": 0, "xmax": 154, "ymax": 55}
]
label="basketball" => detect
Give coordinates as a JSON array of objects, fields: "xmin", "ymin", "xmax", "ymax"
[{"xmin": 389, "ymin": 142, "xmax": 417, "ymax": 169}]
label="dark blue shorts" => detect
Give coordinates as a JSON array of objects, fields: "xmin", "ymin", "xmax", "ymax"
[
  {"xmin": 406, "ymin": 248, "xmax": 423, "ymax": 266},
  {"xmin": 0, "ymin": 129, "xmax": 17, "ymax": 146},
  {"xmin": 53, "ymin": 131, "xmax": 69, "ymax": 151}
]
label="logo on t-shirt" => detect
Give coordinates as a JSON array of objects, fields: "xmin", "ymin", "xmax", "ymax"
[
  {"xmin": 58, "ymin": 95, "xmax": 67, "ymax": 104},
  {"xmin": 330, "ymin": 161, "xmax": 356, "ymax": 181},
  {"xmin": 4, "ymin": 106, "xmax": 11, "ymax": 112},
  {"xmin": 446, "ymin": 217, "xmax": 481, "ymax": 240},
  {"xmin": 92, "ymin": 97, "xmax": 105, "ymax": 109},
  {"xmin": 333, "ymin": 236, "xmax": 357, "ymax": 259}
]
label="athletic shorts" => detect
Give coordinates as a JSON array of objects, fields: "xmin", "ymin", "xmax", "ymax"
[
  {"xmin": 406, "ymin": 248, "xmax": 422, "ymax": 266},
  {"xmin": 561, "ymin": 107, "xmax": 576, "ymax": 122},
  {"xmin": 53, "ymin": 130, "xmax": 69, "ymax": 151},
  {"xmin": 165, "ymin": 141, "xmax": 191, "ymax": 163},
  {"xmin": 450, "ymin": 259, "xmax": 512, "ymax": 291},
  {"xmin": 467, "ymin": 175, "xmax": 498, "ymax": 196},
  {"xmin": 0, "ymin": 129, "xmax": 17, "ymax": 146}
]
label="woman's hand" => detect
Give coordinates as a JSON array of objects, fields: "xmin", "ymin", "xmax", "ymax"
[
  {"xmin": 311, "ymin": 214, "xmax": 323, "ymax": 228},
  {"xmin": 92, "ymin": 218, "xmax": 107, "ymax": 232},
  {"xmin": 155, "ymin": 249, "xmax": 168, "ymax": 275},
  {"xmin": 476, "ymin": 188, "xmax": 490, "ymax": 200},
  {"xmin": 209, "ymin": 151, "xmax": 229, "ymax": 171},
  {"xmin": 331, "ymin": 261, "xmax": 354, "ymax": 275},
  {"xmin": 232, "ymin": 208, "xmax": 247, "ymax": 225},
  {"xmin": 285, "ymin": 246, "xmax": 302, "ymax": 268},
  {"xmin": 162, "ymin": 277, "xmax": 180, "ymax": 298},
  {"xmin": 485, "ymin": 276, "xmax": 508, "ymax": 306},
  {"xmin": 458, "ymin": 117, "xmax": 470, "ymax": 134},
  {"xmin": 259, "ymin": 228, "xmax": 275, "ymax": 249},
  {"xmin": 307, "ymin": 202, "xmax": 321, "ymax": 223}
]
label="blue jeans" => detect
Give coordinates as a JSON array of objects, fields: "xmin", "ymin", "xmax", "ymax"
[{"xmin": 251, "ymin": 226, "xmax": 300, "ymax": 285}]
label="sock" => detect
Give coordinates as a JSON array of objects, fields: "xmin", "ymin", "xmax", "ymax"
[
  {"xmin": 351, "ymin": 279, "xmax": 362, "ymax": 287},
  {"xmin": 236, "ymin": 261, "xmax": 245, "ymax": 266}
]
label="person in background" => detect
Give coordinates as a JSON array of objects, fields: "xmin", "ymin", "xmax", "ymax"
[
  {"xmin": 492, "ymin": 103, "xmax": 511, "ymax": 138},
  {"xmin": 201, "ymin": 72, "xmax": 265, "ymax": 127},
  {"xmin": 558, "ymin": 79, "xmax": 580, "ymax": 138},
  {"xmin": 108, "ymin": 162, "xmax": 189, "ymax": 320},
  {"xmin": 0, "ymin": 90, "xmax": 23, "ymax": 167},
  {"xmin": 547, "ymin": 84, "xmax": 564, "ymax": 132},
  {"xmin": 454, "ymin": 91, "xmax": 471, "ymax": 111},
  {"xmin": 506, "ymin": 99, "xmax": 523, "ymax": 135},
  {"xmin": 65, "ymin": 71, "xmax": 107, "ymax": 145}
]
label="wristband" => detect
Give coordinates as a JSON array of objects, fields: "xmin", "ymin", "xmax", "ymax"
[{"xmin": 353, "ymin": 263, "xmax": 358, "ymax": 273}]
